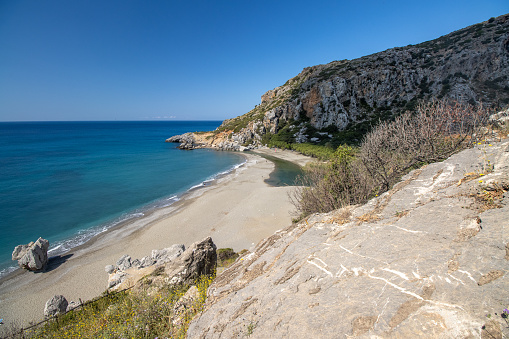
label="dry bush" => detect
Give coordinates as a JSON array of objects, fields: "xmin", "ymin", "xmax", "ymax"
[
  {"xmin": 292, "ymin": 99, "xmax": 489, "ymax": 217},
  {"xmin": 291, "ymin": 146, "xmax": 374, "ymax": 216},
  {"xmin": 360, "ymin": 99, "xmax": 488, "ymax": 194}
]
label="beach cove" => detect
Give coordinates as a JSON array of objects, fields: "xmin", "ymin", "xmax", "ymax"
[{"xmin": 0, "ymin": 149, "xmax": 313, "ymax": 329}]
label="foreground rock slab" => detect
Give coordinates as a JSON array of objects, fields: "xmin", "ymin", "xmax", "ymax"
[
  {"xmin": 188, "ymin": 139, "xmax": 509, "ymax": 338},
  {"xmin": 12, "ymin": 237, "xmax": 49, "ymax": 271}
]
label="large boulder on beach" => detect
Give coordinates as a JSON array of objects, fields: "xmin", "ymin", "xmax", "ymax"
[
  {"xmin": 138, "ymin": 256, "xmax": 155, "ymax": 268},
  {"xmin": 104, "ymin": 265, "xmax": 115, "ymax": 274},
  {"xmin": 106, "ymin": 240, "xmax": 213, "ymax": 291},
  {"xmin": 12, "ymin": 237, "xmax": 49, "ymax": 271},
  {"xmin": 132, "ymin": 237, "xmax": 217, "ymax": 294},
  {"xmin": 44, "ymin": 295, "xmax": 68, "ymax": 318},
  {"xmin": 164, "ymin": 237, "xmax": 217, "ymax": 285},
  {"xmin": 108, "ymin": 271, "xmax": 128, "ymax": 289}
]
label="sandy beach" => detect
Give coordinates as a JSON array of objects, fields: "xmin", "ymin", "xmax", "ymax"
[{"xmin": 0, "ymin": 149, "xmax": 313, "ymax": 329}]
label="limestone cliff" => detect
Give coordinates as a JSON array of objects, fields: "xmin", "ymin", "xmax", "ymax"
[
  {"xmin": 168, "ymin": 14, "xmax": 509, "ymax": 150},
  {"xmin": 187, "ymin": 137, "xmax": 509, "ymax": 338}
]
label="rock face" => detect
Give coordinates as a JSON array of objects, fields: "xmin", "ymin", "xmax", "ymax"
[
  {"xmin": 168, "ymin": 15, "xmax": 509, "ymax": 150},
  {"xmin": 12, "ymin": 237, "xmax": 49, "ymax": 271},
  {"xmin": 161, "ymin": 237, "xmax": 217, "ymax": 287},
  {"xmin": 106, "ymin": 239, "xmax": 216, "ymax": 291},
  {"xmin": 187, "ymin": 139, "xmax": 509, "ymax": 338},
  {"xmin": 106, "ymin": 244, "xmax": 186, "ymax": 290},
  {"xmin": 44, "ymin": 295, "xmax": 68, "ymax": 318},
  {"xmin": 134, "ymin": 237, "xmax": 217, "ymax": 295},
  {"xmin": 166, "ymin": 131, "xmax": 258, "ymax": 151}
]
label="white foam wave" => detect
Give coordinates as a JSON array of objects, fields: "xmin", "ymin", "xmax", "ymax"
[
  {"xmin": 0, "ymin": 265, "xmax": 17, "ymax": 278},
  {"xmin": 2, "ymin": 159, "xmax": 247, "ymax": 279}
]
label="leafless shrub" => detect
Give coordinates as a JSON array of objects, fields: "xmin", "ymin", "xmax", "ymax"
[
  {"xmin": 360, "ymin": 99, "xmax": 489, "ymax": 193},
  {"xmin": 292, "ymin": 99, "xmax": 490, "ymax": 217}
]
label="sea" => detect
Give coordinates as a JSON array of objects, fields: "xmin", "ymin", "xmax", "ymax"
[{"xmin": 0, "ymin": 121, "xmax": 250, "ymax": 278}]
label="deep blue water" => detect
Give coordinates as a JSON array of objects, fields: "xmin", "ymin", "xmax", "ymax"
[{"xmin": 0, "ymin": 121, "xmax": 245, "ymax": 276}]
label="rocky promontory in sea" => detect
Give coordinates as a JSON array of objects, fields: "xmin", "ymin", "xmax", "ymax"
[{"xmin": 186, "ymin": 136, "xmax": 509, "ymax": 338}]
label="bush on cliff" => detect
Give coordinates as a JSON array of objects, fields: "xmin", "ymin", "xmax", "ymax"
[
  {"xmin": 292, "ymin": 99, "xmax": 489, "ymax": 217},
  {"xmin": 18, "ymin": 274, "xmax": 215, "ymax": 339}
]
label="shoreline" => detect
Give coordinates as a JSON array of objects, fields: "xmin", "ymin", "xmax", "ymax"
[
  {"xmin": 0, "ymin": 156, "xmax": 248, "ymax": 279},
  {"xmin": 0, "ymin": 149, "xmax": 314, "ymax": 329}
]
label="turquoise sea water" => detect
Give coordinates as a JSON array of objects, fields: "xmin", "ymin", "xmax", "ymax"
[{"xmin": 0, "ymin": 121, "xmax": 246, "ymax": 277}]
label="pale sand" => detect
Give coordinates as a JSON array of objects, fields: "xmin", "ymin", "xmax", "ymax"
[{"xmin": 0, "ymin": 150, "xmax": 314, "ymax": 329}]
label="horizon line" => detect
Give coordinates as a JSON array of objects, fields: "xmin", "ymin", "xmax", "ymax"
[{"xmin": 0, "ymin": 119, "xmax": 226, "ymax": 123}]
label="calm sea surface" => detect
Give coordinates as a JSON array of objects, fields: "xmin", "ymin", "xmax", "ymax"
[{"xmin": 0, "ymin": 121, "xmax": 246, "ymax": 277}]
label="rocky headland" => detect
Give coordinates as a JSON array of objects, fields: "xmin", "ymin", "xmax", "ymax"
[{"xmin": 167, "ymin": 14, "xmax": 508, "ymax": 151}]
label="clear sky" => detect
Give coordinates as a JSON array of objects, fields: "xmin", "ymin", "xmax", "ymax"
[{"xmin": 0, "ymin": 1, "xmax": 507, "ymax": 121}]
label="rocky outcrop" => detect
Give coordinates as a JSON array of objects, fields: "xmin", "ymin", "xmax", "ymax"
[
  {"xmin": 168, "ymin": 15, "xmax": 509, "ymax": 149},
  {"xmin": 166, "ymin": 133, "xmax": 204, "ymax": 150},
  {"xmin": 163, "ymin": 237, "xmax": 217, "ymax": 285},
  {"xmin": 133, "ymin": 237, "xmax": 217, "ymax": 296},
  {"xmin": 106, "ymin": 244, "xmax": 186, "ymax": 289},
  {"xmin": 12, "ymin": 237, "xmax": 49, "ymax": 271},
  {"xmin": 106, "ymin": 238, "xmax": 216, "ymax": 291},
  {"xmin": 166, "ymin": 131, "xmax": 258, "ymax": 151},
  {"xmin": 187, "ymin": 138, "xmax": 509, "ymax": 338},
  {"xmin": 44, "ymin": 295, "xmax": 68, "ymax": 318}
]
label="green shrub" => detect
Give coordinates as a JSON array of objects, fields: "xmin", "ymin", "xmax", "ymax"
[
  {"xmin": 22, "ymin": 274, "xmax": 216, "ymax": 339},
  {"xmin": 291, "ymin": 146, "xmax": 373, "ymax": 216},
  {"xmin": 217, "ymin": 248, "xmax": 239, "ymax": 268}
]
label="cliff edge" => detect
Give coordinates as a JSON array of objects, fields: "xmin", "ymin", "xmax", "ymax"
[{"xmin": 187, "ymin": 138, "xmax": 509, "ymax": 338}]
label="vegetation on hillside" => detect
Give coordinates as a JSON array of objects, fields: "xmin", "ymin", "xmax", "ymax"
[
  {"xmin": 260, "ymin": 107, "xmax": 397, "ymax": 159},
  {"xmin": 212, "ymin": 15, "xmax": 507, "ymax": 154},
  {"xmin": 4, "ymin": 248, "xmax": 245, "ymax": 339},
  {"xmin": 291, "ymin": 99, "xmax": 491, "ymax": 217},
  {"xmin": 5, "ymin": 274, "xmax": 212, "ymax": 339}
]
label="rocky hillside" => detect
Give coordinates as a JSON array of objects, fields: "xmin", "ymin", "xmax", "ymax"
[
  {"xmin": 187, "ymin": 136, "xmax": 509, "ymax": 338},
  {"xmin": 168, "ymin": 14, "xmax": 509, "ymax": 150}
]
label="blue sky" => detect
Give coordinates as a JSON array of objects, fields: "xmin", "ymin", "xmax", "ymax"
[{"xmin": 0, "ymin": 1, "xmax": 507, "ymax": 121}]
